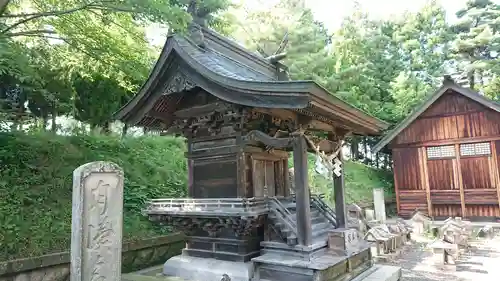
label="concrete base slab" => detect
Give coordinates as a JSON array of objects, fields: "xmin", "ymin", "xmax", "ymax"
[
  {"xmin": 163, "ymin": 255, "xmax": 253, "ymax": 281},
  {"xmin": 350, "ymin": 264, "xmax": 401, "ymax": 281},
  {"xmin": 122, "ymin": 273, "xmax": 187, "ymax": 281}
]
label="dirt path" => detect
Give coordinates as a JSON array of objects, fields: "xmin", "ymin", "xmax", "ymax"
[{"xmin": 377, "ymin": 234, "xmax": 500, "ymax": 281}]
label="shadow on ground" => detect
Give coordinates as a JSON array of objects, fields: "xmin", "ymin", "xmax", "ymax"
[{"xmin": 376, "ymin": 236, "xmax": 500, "ymax": 281}]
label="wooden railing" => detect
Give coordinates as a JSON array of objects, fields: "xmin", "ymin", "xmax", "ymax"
[
  {"xmin": 310, "ymin": 194, "xmax": 338, "ymax": 227},
  {"xmin": 268, "ymin": 197, "xmax": 298, "ymax": 234},
  {"xmin": 145, "ymin": 197, "xmax": 268, "ymax": 216}
]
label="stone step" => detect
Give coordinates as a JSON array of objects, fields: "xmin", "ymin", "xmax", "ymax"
[
  {"xmin": 312, "ymin": 226, "xmax": 335, "ymax": 239},
  {"xmin": 350, "ymin": 264, "xmax": 401, "ymax": 281},
  {"xmin": 286, "ymin": 236, "xmax": 297, "ymax": 246},
  {"xmin": 312, "ymin": 221, "xmax": 331, "ymax": 231},
  {"xmin": 269, "ymin": 212, "xmax": 323, "ymax": 223},
  {"xmin": 285, "ymin": 214, "xmax": 325, "ymax": 224},
  {"xmin": 273, "ymin": 218, "xmax": 328, "ymax": 231},
  {"xmin": 289, "ymin": 209, "xmax": 321, "ymax": 219}
]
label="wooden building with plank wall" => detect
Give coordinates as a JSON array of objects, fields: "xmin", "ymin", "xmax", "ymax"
[{"xmin": 373, "ymin": 77, "xmax": 500, "ymax": 221}]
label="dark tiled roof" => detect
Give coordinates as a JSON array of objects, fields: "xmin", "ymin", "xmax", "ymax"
[
  {"xmin": 174, "ymin": 36, "xmax": 277, "ymax": 81},
  {"xmin": 114, "ymin": 24, "xmax": 389, "ymax": 135}
]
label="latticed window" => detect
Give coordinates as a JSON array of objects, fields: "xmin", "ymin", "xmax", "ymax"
[
  {"xmin": 460, "ymin": 142, "xmax": 491, "ymax": 157},
  {"xmin": 426, "ymin": 145, "xmax": 455, "ymax": 159}
]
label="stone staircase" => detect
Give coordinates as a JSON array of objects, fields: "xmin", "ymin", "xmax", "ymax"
[{"xmin": 263, "ymin": 196, "xmax": 337, "ymax": 249}]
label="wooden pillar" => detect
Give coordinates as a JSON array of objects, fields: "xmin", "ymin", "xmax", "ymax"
[
  {"xmin": 292, "ymin": 134, "xmax": 312, "ymax": 246},
  {"xmin": 419, "ymin": 147, "xmax": 432, "ymax": 216},
  {"xmin": 333, "ymin": 150, "xmax": 347, "ymax": 228},
  {"xmin": 188, "ymin": 159, "xmax": 194, "ymax": 197},
  {"xmin": 392, "ymin": 150, "xmax": 401, "ymax": 216},
  {"xmin": 283, "ymin": 158, "xmax": 290, "ymax": 197},
  {"xmin": 491, "ymin": 141, "xmax": 500, "ymax": 212},
  {"xmin": 454, "ymin": 144, "xmax": 466, "ymax": 218}
]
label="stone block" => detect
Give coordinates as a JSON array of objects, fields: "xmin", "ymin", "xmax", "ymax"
[
  {"xmin": 328, "ymin": 228, "xmax": 365, "ymax": 255},
  {"xmin": 365, "ymin": 209, "xmax": 375, "ymax": 221},
  {"xmin": 477, "ymin": 225, "xmax": 495, "ymax": 239},
  {"xmin": 429, "ymin": 240, "xmax": 459, "ymax": 269},
  {"xmin": 71, "ymin": 161, "xmax": 124, "ymax": 281},
  {"xmin": 163, "ymin": 255, "xmax": 253, "ymax": 281}
]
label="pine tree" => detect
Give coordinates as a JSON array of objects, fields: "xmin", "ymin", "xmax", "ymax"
[{"xmin": 450, "ymin": 0, "xmax": 500, "ymax": 90}]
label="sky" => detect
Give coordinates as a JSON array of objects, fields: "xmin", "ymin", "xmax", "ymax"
[{"xmin": 306, "ymin": 0, "xmax": 469, "ymax": 30}]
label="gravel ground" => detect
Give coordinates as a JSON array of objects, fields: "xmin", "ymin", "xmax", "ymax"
[{"xmin": 376, "ymin": 234, "xmax": 500, "ymax": 281}]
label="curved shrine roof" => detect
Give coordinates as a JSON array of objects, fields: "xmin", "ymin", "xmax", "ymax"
[{"xmin": 114, "ymin": 25, "xmax": 388, "ymax": 135}]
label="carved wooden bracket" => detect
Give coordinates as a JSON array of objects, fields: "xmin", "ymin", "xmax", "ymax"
[
  {"xmin": 148, "ymin": 214, "xmax": 266, "ymax": 237},
  {"xmin": 163, "ymin": 72, "xmax": 196, "ymax": 95},
  {"xmin": 242, "ymin": 130, "xmax": 293, "ymax": 149}
]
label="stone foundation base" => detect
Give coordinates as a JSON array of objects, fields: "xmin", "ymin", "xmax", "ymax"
[
  {"xmin": 123, "ymin": 258, "xmax": 401, "ymax": 281},
  {"xmin": 350, "ymin": 265, "xmax": 401, "ymax": 281},
  {"xmin": 163, "ymin": 255, "xmax": 254, "ymax": 281},
  {"xmin": 251, "ymin": 246, "xmax": 402, "ymax": 281}
]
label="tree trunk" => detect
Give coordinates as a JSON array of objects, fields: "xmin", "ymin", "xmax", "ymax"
[
  {"xmin": 0, "ymin": 0, "xmax": 11, "ymax": 16},
  {"xmin": 102, "ymin": 120, "xmax": 111, "ymax": 135},
  {"xmin": 375, "ymin": 152, "xmax": 379, "ymax": 168},
  {"xmin": 42, "ymin": 116, "xmax": 48, "ymax": 131},
  {"xmin": 350, "ymin": 137, "xmax": 360, "ymax": 161},
  {"xmin": 50, "ymin": 104, "xmax": 57, "ymax": 134},
  {"xmin": 10, "ymin": 119, "xmax": 17, "ymax": 132},
  {"xmin": 385, "ymin": 154, "xmax": 391, "ymax": 171},
  {"xmin": 363, "ymin": 137, "xmax": 369, "ymax": 164},
  {"xmin": 468, "ymin": 70, "xmax": 475, "ymax": 90},
  {"xmin": 121, "ymin": 123, "xmax": 128, "ymax": 138}
]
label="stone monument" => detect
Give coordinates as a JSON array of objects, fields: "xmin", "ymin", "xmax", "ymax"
[
  {"xmin": 71, "ymin": 162, "xmax": 124, "ymax": 281},
  {"xmin": 373, "ymin": 188, "xmax": 386, "ymax": 223}
]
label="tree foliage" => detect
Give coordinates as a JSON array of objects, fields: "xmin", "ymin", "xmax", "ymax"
[
  {"xmin": 0, "ymin": 0, "xmax": 232, "ymax": 131},
  {"xmin": 450, "ymin": 0, "xmax": 500, "ymax": 90},
  {"xmin": 0, "ymin": 0, "xmax": 499, "ymax": 150}
]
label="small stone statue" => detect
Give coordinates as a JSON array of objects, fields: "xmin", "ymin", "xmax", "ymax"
[{"xmin": 221, "ymin": 273, "xmax": 231, "ymax": 281}]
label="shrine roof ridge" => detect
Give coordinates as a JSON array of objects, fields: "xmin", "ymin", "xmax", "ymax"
[
  {"xmin": 114, "ymin": 24, "xmax": 389, "ymax": 134},
  {"xmin": 372, "ymin": 78, "xmax": 500, "ymax": 153}
]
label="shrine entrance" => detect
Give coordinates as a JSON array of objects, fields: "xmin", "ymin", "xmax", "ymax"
[{"xmin": 251, "ymin": 152, "xmax": 288, "ymax": 198}]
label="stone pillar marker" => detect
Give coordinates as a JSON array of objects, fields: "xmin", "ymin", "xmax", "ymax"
[
  {"xmin": 373, "ymin": 187, "xmax": 386, "ymax": 223},
  {"xmin": 71, "ymin": 161, "xmax": 124, "ymax": 281}
]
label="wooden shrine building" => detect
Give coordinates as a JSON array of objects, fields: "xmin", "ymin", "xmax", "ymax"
[
  {"xmin": 373, "ymin": 77, "xmax": 500, "ymax": 220},
  {"xmin": 113, "ymin": 3, "xmax": 399, "ymax": 281}
]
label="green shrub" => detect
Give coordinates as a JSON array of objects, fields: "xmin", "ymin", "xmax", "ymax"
[
  {"xmin": 0, "ymin": 131, "xmax": 394, "ymax": 261},
  {"xmin": 0, "ymin": 132, "xmax": 187, "ymax": 261}
]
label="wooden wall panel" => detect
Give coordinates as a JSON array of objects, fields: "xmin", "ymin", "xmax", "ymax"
[
  {"xmin": 393, "ymin": 148, "xmax": 422, "ymax": 191},
  {"xmin": 430, "ymin": 190, "xmax": 461, "ymax": 204},
  {"xmin": 193, "ymin": 156, "xmax": 238, "ymax": 198},
  {"xmin": 496, "ymin": 141, "xmax": 500, "ymax": 181},
  {"xmin": 427, "ymin": 159, "xmax": 455, "ymax": 190},
  {"xmin": 398, "ymin": 190, "xmax": 427, "ymax": 217},
  {"xmin": 420, "ymin": 92, "xmax": 484, "ymax": 117},
  {"xmin": 494, "ymin": 141, "xmax": 500, "ymax": 211},
  {"xmin": 463, "ymin": 189, "xmax": 498, "ymax": 205},
  {"xmin": 464, "ymin": 205, "xmax": 500, "ymax": 218},
  {"xmin": 461, "ymin": 157, "xmax": 492, "ymax": 190},
  {"xmin": 394, "ymin": 92, "xmax": 500, "ymax": 145},
  {"xmin": 432, "ymin": 205, "xmax": 463, "ymax": 218}
]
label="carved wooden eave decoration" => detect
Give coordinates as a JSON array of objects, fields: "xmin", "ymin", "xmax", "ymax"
[
  {"xmin": 114, "ymin": 26, "xmax": 389, "ymax": 136},
  {"xmin": 372, "ymin": 79, "xmax": 500, "ymax": 153}
]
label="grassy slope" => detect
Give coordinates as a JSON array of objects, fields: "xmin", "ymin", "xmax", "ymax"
[
  {"xmin": 310, "ymin": 160, "xmax": 394, "ymax": 204},
  {"xmin": 0, "ymin": 132, "xmax": 187, "ymax": 261},
  {"xmin": 0, "ymin": 132, "xmax": 393, "ymax": 261}
]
